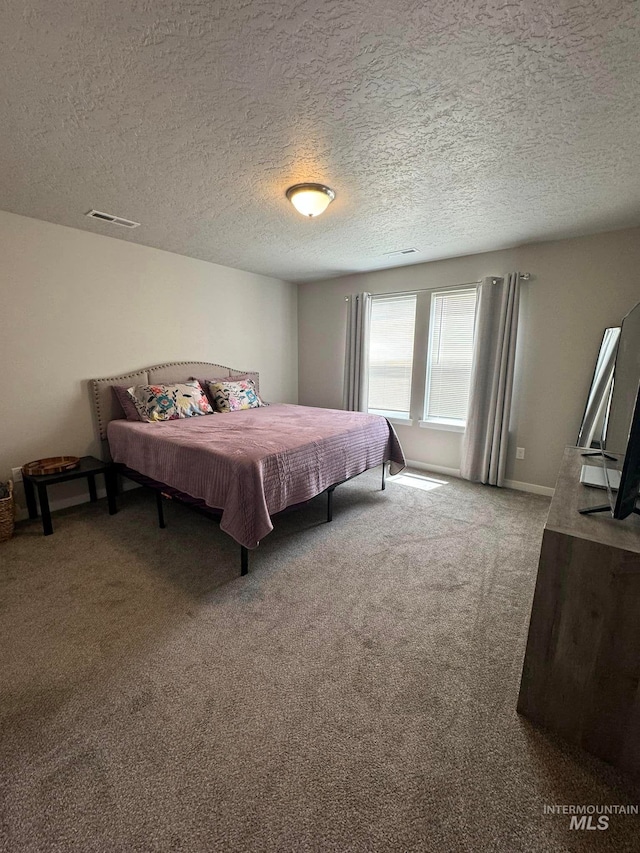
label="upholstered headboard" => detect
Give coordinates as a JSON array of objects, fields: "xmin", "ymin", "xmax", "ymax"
[{"xmin": 90, "ymin": 361, "xmax": 260, "ymax": 442}]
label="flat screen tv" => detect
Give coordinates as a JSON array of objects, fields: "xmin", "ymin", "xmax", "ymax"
[
  {"xmin": 580, "ymin": 301, "xmax": 640, "ymax": 520},
  {"xmin": 611, "ymin": 385, "xmax": 640, "ymax": 519}
]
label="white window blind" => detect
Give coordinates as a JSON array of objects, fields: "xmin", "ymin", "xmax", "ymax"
[
  {"xmin": 425, "ymin": 288, "xmax": 477, "ymax": 423},
  {"xmin": 367, "ymin": 294, "xmax": 417, "ymax": 418}
]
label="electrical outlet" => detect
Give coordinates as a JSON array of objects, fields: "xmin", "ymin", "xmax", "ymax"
[
  {"xmin": 516, "ymin": 447, "xmax": 525, "ymax": 460},
  {"xmin": 11, "ymin": 467, "xmax": 23, "ymax": 482}
]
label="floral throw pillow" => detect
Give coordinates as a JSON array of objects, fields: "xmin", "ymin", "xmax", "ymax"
[
  {"xmin": 191, "ymin": 375, "xmax": 254, "ymax": 408},
  {"xmin": 208, "ymin": 379, "xmax": 266, "ymax": 413},
  {"xmin": 127, "ymin": 381, "xmax": 213, "ymax": 422}
]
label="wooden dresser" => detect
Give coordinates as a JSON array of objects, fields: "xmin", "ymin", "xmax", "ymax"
[{"xmin": 517, "ymin": 446, "xmax": 640, "ymax": 779}]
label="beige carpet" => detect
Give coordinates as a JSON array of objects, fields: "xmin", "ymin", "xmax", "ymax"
[{"xmin": 0, "ymin": 469, "xmax": 638, "ymax": 852}]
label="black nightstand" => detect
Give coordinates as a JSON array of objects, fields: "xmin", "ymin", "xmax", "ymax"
[{"xmin": 22, "ymin": 455, "xmax": 117, "ymax": 535}]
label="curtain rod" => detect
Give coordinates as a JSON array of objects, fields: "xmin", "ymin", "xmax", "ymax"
[{"xmin": 344, "ymin": 273, "xmax": 531, "ymax": 301}]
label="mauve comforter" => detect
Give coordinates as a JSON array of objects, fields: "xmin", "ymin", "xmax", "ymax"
[{"xmin": 107, "ymin": 403, "xmax": 405, "ymax": 549}]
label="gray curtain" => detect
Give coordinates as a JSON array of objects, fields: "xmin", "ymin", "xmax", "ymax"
[
  {"xmin": 343, "ymin": 292, "xmax": 372, "ymax": 411},
  {"xmin": 460, "ymin": 273, "xmax": 521, "ymax": 486}
]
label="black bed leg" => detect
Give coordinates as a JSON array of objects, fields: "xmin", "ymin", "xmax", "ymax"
[
  {"xmin": 381, "ymin": 461, "xmax": 386, "ymax": 491},
  {"xmin": 327, "ymin": 486, "xmax": 336, "ymax": 523},
  {"xmin": 156, "ymin": 492, "xmax": 166, "ymax": 529},
  {"xmin": 240, "ymin": 546, "xmax": 249, "ymax": 576}
]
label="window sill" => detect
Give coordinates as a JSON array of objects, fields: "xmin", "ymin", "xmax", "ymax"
[
  {"xmin": 368, "ymin": 409, "xmax": 413, "ymax": 426},
  {"xmin": 387, "ymin": 417, "xmax": 413, "ymax": 427},
  {"xmin": 419, "ymin": 419, "xmax": 465, "ymax": 433}
]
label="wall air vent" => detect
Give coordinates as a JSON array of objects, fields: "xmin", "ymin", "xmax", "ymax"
[
  {"xmin": 383, "ymin": 247, "xmax": 419, "ymax": 257},
  {"xmin": 86, "ymin": 209, "xmax": 140, "ymax": 228}
]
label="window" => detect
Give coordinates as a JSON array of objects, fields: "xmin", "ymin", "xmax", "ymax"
[
  {"xmin": 424, "ymin": 288, "xmax": 477, "ymax": 426},
  {"xmin": 365, "ymin": 285, "xmax": 477, "ymax": 429},
  {"xmin": 367, "ymin": 294, "xmax": 417, "ymax": 420}
]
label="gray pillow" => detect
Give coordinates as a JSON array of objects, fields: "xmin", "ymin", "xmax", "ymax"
[{"xmin": 111, "ymin": 385, "xmax": 142, "ymax": 421}]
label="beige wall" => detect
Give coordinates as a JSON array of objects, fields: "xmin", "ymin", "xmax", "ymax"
[
  {"xmin": 298, "ymin": 227, "xmax": 640, "ymax": 490},
  {"xmin": 0, "ymin": 210, "xmax": 298, "ymax": 507}
]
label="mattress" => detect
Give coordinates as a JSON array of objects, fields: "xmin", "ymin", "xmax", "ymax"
[{"xmin": 107, "ymin": 403, "xmax": 405, "ymax": 548}]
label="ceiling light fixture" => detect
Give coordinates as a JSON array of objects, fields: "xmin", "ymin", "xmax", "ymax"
[{"xmin": 286, "ymin": 183, "xmax": 335, "ymax": 218}]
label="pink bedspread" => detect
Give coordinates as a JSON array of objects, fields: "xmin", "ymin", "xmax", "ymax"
[{"xmin": 107, "ymin": 403, "xmax": 405, "ymax": 549}]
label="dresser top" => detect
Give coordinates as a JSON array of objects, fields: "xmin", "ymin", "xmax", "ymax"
[{"xmin": 547, "ymin": 446, "xmax": 640, "ymax": 553}]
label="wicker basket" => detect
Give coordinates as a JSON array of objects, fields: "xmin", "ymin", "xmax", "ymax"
[{"xmin": 0, "ymin": 480, "xmax": 15, "ymax": 542}]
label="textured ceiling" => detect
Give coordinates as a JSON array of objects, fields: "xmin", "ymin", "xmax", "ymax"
[{"xmin": 1, "ymin": 0, "xmax": 640, "ymax": 282}]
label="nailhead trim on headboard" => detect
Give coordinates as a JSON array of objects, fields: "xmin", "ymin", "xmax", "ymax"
[{"xmin": 90, "ymin": 361, "xmax": 259, "ymax": 441}]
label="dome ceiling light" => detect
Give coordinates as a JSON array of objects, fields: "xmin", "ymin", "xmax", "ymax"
[{"xmin": 286, "ymin": 183, "xmax": 336, "ymax": 218}]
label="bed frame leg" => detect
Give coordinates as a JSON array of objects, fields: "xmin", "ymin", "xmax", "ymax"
[
  {"xmin": 156, "ymin": 491, "xmax": 166, "ymax": 529},
  {"xmin": 381, "ymin": 461, "xmax": 386, "ymax": 491},
  {"xmin": 240, "ymin": 546, "xmax": 249, "ymax": 576},
  {"xmin": 327, "ymin": 485, "xmax": 336, "ymax": 522}
]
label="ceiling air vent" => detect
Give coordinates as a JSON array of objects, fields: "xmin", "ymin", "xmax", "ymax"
[
  {"xmin": 86, "ymin": 209, "xmax": 140, "ymax": 228},
  {"xmin": 383, "ymin": 247, "xmax": 419, "ymax": 258}
]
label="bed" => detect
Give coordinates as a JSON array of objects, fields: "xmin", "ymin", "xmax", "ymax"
[{"xmin": 91, "ymin": 360, "xmax": 405, "ymax": 574}]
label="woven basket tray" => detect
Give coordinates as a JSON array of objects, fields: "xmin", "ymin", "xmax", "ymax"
[
  {"xmin": 0, "ymin": 480, "xmax": 14, "ymax": 542},
  {"xmin": 22, "ymin": 456, "xmax": 79, "ymax": 477}
]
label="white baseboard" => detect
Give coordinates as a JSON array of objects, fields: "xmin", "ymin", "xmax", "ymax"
[
  {"xmin": 403, "ymin": 459, "xmax": 554, "ymax": 497},
  {"xmin": 503, "ymin": 479, "xmax": 555, "ymax": 497},
  {"xmin": 13, "ymin": 480, "xmax": 140, "ymax": 522},
  {"xmin": 403, "ymin": 459, "xmax": 462, "ymax": 478}
]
